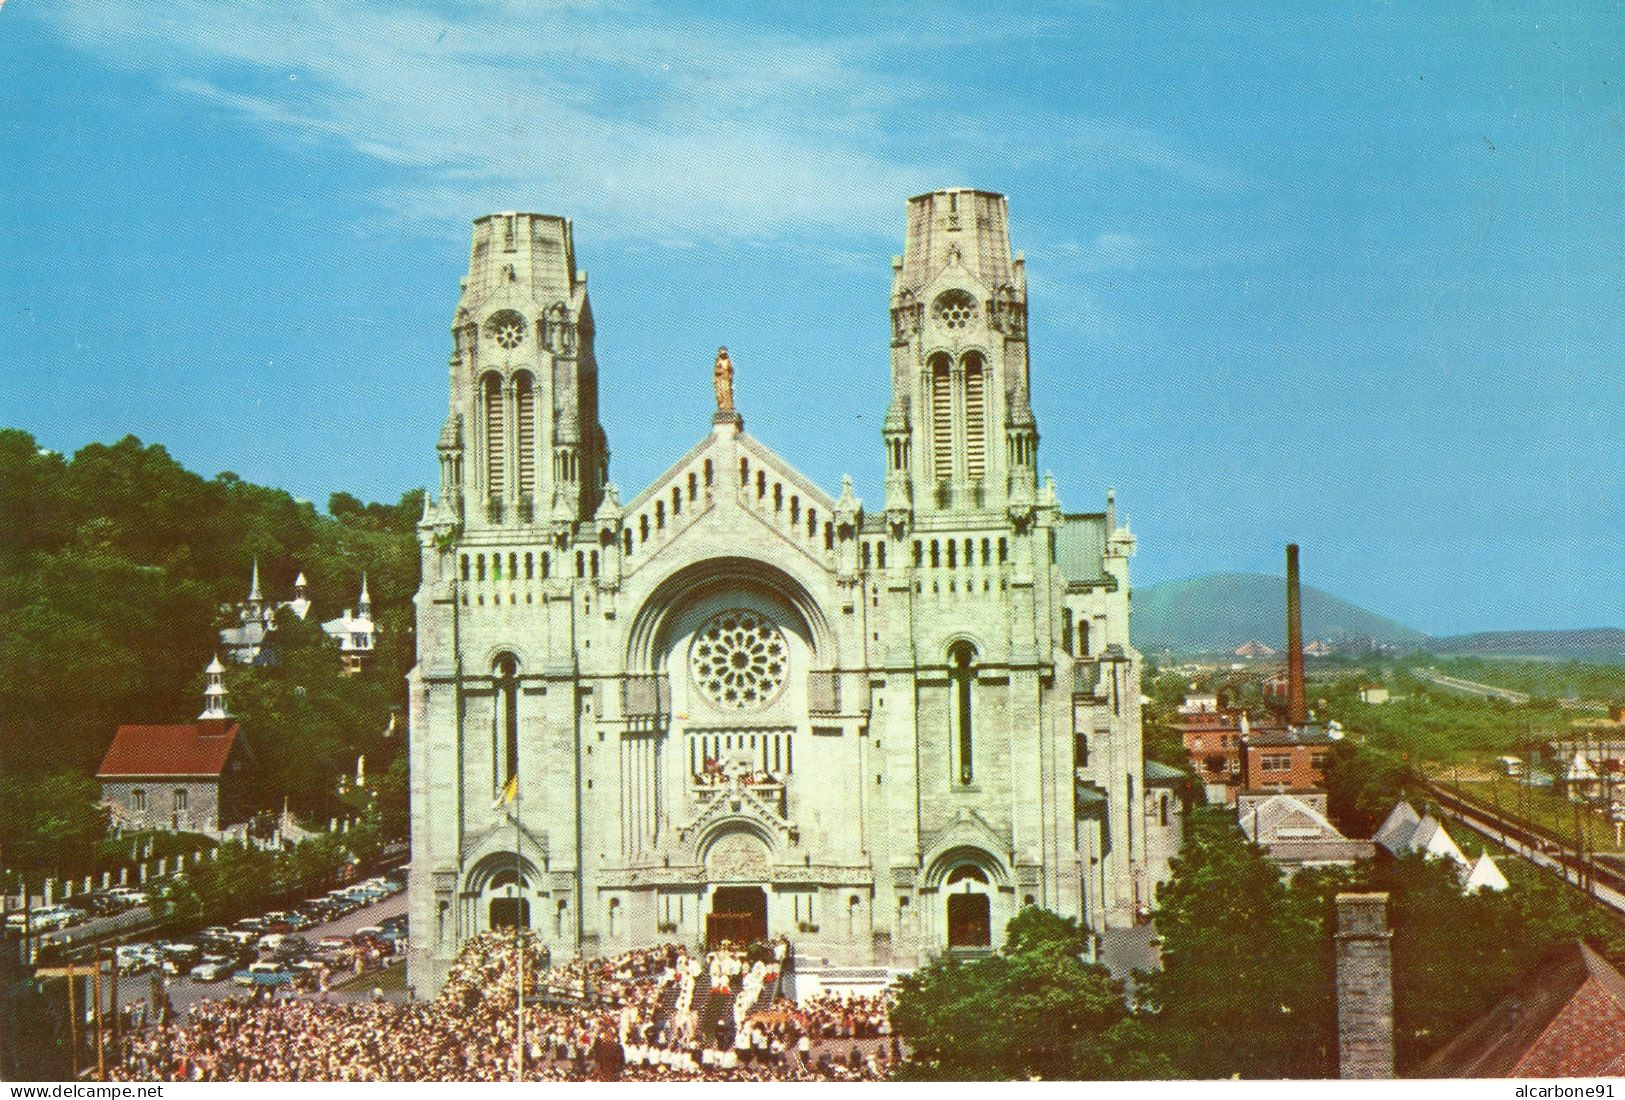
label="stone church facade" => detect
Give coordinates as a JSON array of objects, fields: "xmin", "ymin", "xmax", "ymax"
[{"xmin": 408, "ymin": 190, "xmax": 1147, "ymax": 993}]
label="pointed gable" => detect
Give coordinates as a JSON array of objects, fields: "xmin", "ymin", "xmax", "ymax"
[
  {"xmin": 1462, "ymin": 852, "xmax": 1510, "ymax": 893},
  {"xmin": 1411, "ymin": 815, "xmax": 1468, "ymax": 865},
  {"xmin": 1373, "ymin": 799, "xmax": 1423, "ymax": 856},
  {"xmin": 619, "ymin": 424, "xmax": 843, "ymax": 579}
]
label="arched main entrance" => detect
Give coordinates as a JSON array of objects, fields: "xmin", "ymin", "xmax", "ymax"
[
  {"xmin": 708, "ymin": 886, "xmax": 768, "ymax": 948},
  {"xmin": 947, "ymin": 892, "xmax": 991, "ymax": 948},
  {"xmin": 924, "ymin": 848, "xmax": 1005, "ymax": 953},
  {"xmin": 490, "ymin": 896, "xmax": 531, "ymax": 930},
  {"xmin": 463, "ymin": 853, "xmax": 543, "ymax": 938},
  {"xmin": 487, "ymin": 868, "xmax": 531, "ymax": 930}
]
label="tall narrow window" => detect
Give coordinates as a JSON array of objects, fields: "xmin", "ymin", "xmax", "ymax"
[
  {"xmin": 949, "ymin": 642, "xmax": 976, "ymax": 784},
  {"xmin": 483, "ymin": 373, "xmax": 505, "ymax": 498},
  {"xmin": 930, "ymin": 354, "xmax": 953, "ymax": 481},
  {"xmin": 963, "ymin": 353, "xmax": 986, "ymax": 480},
  {"xmin": 514, "ymin": 372, "xmax": 535, "ymax": 499},
  {"xmin": 1079, "ymin": 616, "xmax": 1091, "ymax": 657},
  {"xmin": 495, "ymin": 654, "xmax": 519, "ymax": 789}
]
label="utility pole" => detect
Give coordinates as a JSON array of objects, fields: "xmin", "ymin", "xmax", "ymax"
[
  {"xmin": 92, "ymin": 947, "xmax": 105, "ymax": 1079},
  {"xmin": 67, "ymin": 960, "xmax": 79, "ymax": 1079}
]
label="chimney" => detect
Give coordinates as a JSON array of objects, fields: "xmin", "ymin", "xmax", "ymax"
[
  {"xmin": 1335, "ymin": 892, "xmax": 1395, "ymax": 1079},
  {"xmin": 1286, "ymin": 543, "xmax": 1306, "ymax": 725}
]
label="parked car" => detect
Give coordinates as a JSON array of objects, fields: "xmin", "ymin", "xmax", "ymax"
[
  {"xmin": 223, "ymin": 929, "xmax": 259, "ymax": 950},
  {"xmin": 262, "ymin": 912, "xmax": 294, "ymax": 934},
  {"xmin": 274, "ymin": 936, "xmax": 311, "ymax": 963},
  {"xmin": 116, "ymin": 943, "xmax": 161, "ymax": 974},
  {"xmin": 161, "ymin": 942, "xmax": 202, "ymax": 974},
  {"xmin": 232, "ymin": 961, "xmax": 293, "ymax": 988},
  {"xmin": 314, "ymin": 936, "xmax": 351, "ymax": 961},
  {"xmin": 233, "ymin": 916, "xmax": 266, "ymax": 934},
  {"xmin": 106, "ymin": 888, "xmax": 151, "ymax": 910},
  {"xmin": 190, "ymin": 956, "xmax": 234, "ymax": 982},
  {"xmin": 18, "ymin": 905, "xmax": 88, "ymax": 932},
  {"xmin": 284, "ymin": 912, "xmax": 314, "ymax": 931}
]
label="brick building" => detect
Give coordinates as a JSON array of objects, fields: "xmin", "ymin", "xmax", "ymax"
[{"xmin": 1240, "ymin": 724, "xmax": 1334, "ymax": 794}]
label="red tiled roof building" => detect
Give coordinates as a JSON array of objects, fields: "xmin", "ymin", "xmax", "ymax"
[
  {"xmin": 1416, "ymin": 942, "xmax": 1625, "ymax": 1077},
  {"xmin": 95, "ymin": 657, "xmax": 256, "ymax": 833}
]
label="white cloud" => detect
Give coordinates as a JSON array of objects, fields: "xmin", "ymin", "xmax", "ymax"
[{"xmin": 37, "ymin": 1, "xmax": 1232, "ymax": 246}]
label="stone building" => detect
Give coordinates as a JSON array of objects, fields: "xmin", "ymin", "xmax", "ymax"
[
  {"xmin": 96, "ymin": 657, "xmax": 256, "ymax": 834},
  {"xmin": 407, "ymin": 192, "xmax": 1150, "ymax": 994}
]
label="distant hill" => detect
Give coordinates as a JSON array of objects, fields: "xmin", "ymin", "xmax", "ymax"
[
  {"xmin": 1132, "ymin": 573, "xmax": 1429, "ymax": 654},
  {"xmin": 1429, "ymin": 628, "xmax": 1625, "ymax": 661}
]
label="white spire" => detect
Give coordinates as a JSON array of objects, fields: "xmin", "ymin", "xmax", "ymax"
[
  {"xmin": 294, "ymin": 571, "xmax": 308, "ymax": 592},
  {"xmin": 358, "ymin": 571, "xmax": 371, "ymax": 615},
  {"xmin": 200, "ymin": 654, "xmax": 229, "ymax": 720},
  {"xmin": 248, "ymin": 557, "xmax": 263, "ymax": 602}
]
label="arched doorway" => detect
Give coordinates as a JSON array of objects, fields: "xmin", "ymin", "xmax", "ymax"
[
  {"xmin": 487, "ymin": 868, "xmax": 531, "ymax": 930},
  {"xmin": 463, "ymin": 853, "xmax": 543, "ymax": 938},
  {"xmin": 708, "ymin": 886, "xmax": 768, "ymax": 948},
  {"xmin": 945, "ymin": 865, "xmax": 993, "ymax": 948},
  {"xmin": 490, "ymin": 896, "xmax": 531, "ymax": 930}
]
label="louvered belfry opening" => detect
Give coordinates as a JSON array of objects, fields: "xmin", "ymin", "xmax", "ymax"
[
  {"xmin": 483, "ymin": 372, "xmax": 505, "ymax": 499},
  {"xmin": 963, "ymin": 352, "xmax": 986, "ymax": 481},
  {"xmin": 515, "ymin": 371, "xmax": 536, "ymax": 499},
  {"xmin": 930, "ymin": 353, "xmax": 953, "ymax": 481}
]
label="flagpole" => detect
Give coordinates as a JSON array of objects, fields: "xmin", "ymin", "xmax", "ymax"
[{"xmin": 514, "ymin": 777, "xmax": 523, "ymax": 1083}]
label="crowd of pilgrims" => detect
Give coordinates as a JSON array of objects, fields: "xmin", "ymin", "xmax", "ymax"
[{"xmin": 112, "ymin": 932, "xmax": 899, "ymax": 1081}]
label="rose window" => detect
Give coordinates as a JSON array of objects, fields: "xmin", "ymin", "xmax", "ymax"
[
  {"xmin": 933, "ymin": 291, "xmax": 977, "ymax": 330},
  {"xmin": 690, "ymin": 609, "xmax": 788, "ymax": 710},
  {"xmin": 487, "ymin": 311, "xmax": 525, "ymax": 350}
]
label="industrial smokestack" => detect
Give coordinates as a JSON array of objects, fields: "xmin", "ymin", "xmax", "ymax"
[
  {"xmin": 1335, "ymin": 892, "xmax": 1395, "ymax": 1079},
  {"xmin": 1286, "ymin": 543, "xmax": 1306, "ymax": 725}
]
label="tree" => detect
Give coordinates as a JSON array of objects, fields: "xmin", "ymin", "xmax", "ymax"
[
  {"xmin": 891, "ymin": 906, "xmax": 1170, "ymax": 1080},
  {"xmin": 0, "ymin": 771, "xmax": 108, "ymax": 876},
  {"xmin": 0, "ymin": 430, "xmax": 417, "ymax": 790},
  {"xmin": 1321, "ymin": 739, "xmax": 1416, "ymax": 837},
  {"xmin": 1137, "ymin": 807, "xmax": 1338, "ymax": 1078},
  {"xmin": 1371, "ymin": 852, "xmax": 1625, "ymax": 1071}
]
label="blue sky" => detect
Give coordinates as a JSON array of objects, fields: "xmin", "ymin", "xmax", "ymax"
[{"xmin": 1, "ymin": 1, "xmax": 1621, "ymax": 635}]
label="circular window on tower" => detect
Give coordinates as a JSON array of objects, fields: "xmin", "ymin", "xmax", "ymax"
[
  {"xmin": 486, "ymin": 310, "xmax": 526, "ymax": 350},
  {"xmin": 690, "ymin": 608, "xmax": 789, "ymax": 710},
  {"xmin": 932, "ymin": 290, "xmax": 978, "ymax": 331}
]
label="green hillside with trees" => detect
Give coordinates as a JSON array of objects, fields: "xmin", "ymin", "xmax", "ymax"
[{"xmin": 0, "ymin": 428, "xmax": 418, "ymax": 876}]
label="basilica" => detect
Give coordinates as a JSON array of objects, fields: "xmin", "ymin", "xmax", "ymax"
[{"xmin": 407, "ymin": 191, "xmax": 1151, "ymax": 994}]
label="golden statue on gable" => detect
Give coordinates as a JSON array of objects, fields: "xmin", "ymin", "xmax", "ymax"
[{"xmin": 713, "ymin": 346, "xmax": 734, "ymax": 412}]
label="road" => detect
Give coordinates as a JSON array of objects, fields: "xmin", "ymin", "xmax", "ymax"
[
  {"xmin": 104, "ymin": 888, "xmax": 408, "ymax": 1018},
  {"xmin": 1417, "ymin": 668, "xmax": 1531, "ymax": 704}
]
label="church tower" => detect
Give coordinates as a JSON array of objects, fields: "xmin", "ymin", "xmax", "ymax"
[
  {"xmin": 885, "ymin": 189, "xmax": 1036, "ymax": 517},
  {"xmin": 437, "ymin": 212, "xmax": 609, "ymax": 532}
]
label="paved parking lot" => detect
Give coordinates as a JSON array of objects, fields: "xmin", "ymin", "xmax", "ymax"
[{"xmin": 105, "ymin": 886, "xmax": 408, "ymax": 1017}]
